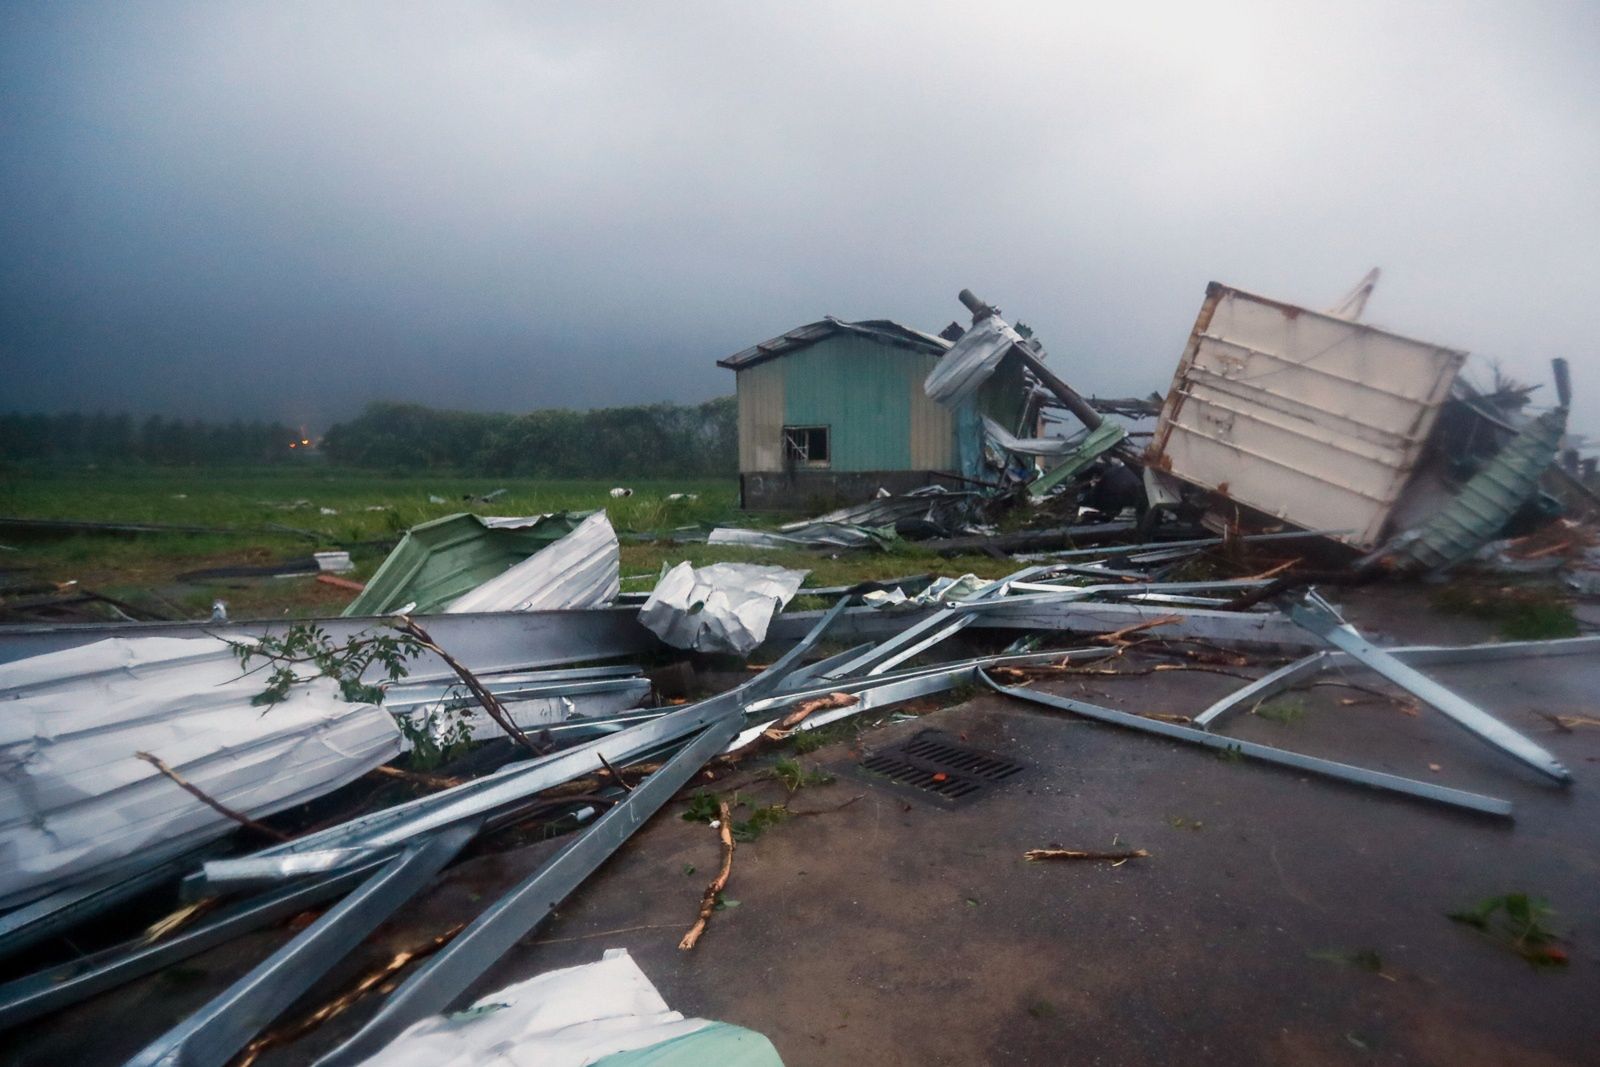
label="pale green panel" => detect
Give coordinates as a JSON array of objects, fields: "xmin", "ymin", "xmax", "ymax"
[
  {"xmin": 736, "ymin": 360, "xmax": 785, "ymax": 472},
  {"xmin": 782, "ymin": 336, "xmax": 912, "ymax": 471},
  {"xmin": 907, "ymin": 352, "xmax": 956, "ymax": 470}
]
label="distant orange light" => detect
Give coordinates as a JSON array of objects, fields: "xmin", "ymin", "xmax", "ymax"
[{"xmin": 301, "ymin": 439, "xmax": 310, "ymax": 445}]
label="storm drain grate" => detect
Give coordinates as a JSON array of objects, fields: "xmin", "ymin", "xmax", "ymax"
[{"xmin": 859, "ymin": 731, "xmax": 1026, "ymax": 805}]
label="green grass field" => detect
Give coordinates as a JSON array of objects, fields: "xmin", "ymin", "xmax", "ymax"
[{"xmin": 1, "ymin": 464, "xmax": 1016, "ymax": 619}]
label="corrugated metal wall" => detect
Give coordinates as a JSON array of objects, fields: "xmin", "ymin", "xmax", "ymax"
[
  {"xmin": 780, "ymin": 335, "xmax": 911, "ymax": 471},
  {"xmin": 907, "ymin": 351, "xmax": 956, "ymax": 470},
  {"xmin": 736, "ymin": 359, "xmax": 785, "ymax": 472},
  {"xmin": 733, "ymin": 333, "xmax": 960, "ymax": 474}
]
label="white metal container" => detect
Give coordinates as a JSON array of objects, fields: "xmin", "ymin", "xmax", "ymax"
[{"xmin": 1146, "ymin": 283, "xmax": 1466, "ymax": 549}]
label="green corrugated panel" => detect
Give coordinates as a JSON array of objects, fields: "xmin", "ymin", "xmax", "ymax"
[
  {"xmin": 342, "ymin": 511, "xmax": 587, "ymax": 616},
  {"xmin": 1028, "ymin": 422, "xmax": 1128, "ymax": 496},
  {"xmin": 1394, "ymin": 407, "xmax": 1567, "ymax": 572},
  {"xmin": 782, "ymin": 335, "xmax": 912, "ymax": 471}
]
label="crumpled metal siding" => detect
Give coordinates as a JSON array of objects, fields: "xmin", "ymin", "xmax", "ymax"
[
  {"xmin": 444, "ymin": 511, "xmax": 620, "ymax": 613},
  {"xmin": 0, "ymin": 636, "xmax": 402, "ymax": 909},
  {"xmin": 359, "ymin": 948, "xmax": 782, "ymax": 1067},
  {"xmin": 638, "ymin": 563, "xmax": 808, "ymax": 656},
  {"xmin": 1390, "ymin": 407, "xmax": 1568, "ymax": 572},
  {"xmin": 1146, "ymin": 283, "xmax": 1466, "ymax": 549},
  {"xmin": 923, "ymin": 315, "xmax": 1023, "ymax": 405},
  {"xmin": 708, "ymin": 523, "xmax": 893, "ymax": 550},
  {"xmin": 344, "ymin": 512, "xmax": 591, "ymax": 616}
]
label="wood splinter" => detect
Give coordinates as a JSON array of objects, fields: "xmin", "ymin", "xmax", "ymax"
[
  {"xmin": 1024, "ymin": 847, "xmax": 1150, "ymax": 862},
  {"xmin": 679, "ymin": 800, "xmax": 735, "ymax": 950}
]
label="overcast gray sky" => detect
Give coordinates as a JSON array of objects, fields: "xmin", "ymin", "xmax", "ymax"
[{"xmin": 3, "ymin": 2, "xmax": 1596, "ymax": 432}]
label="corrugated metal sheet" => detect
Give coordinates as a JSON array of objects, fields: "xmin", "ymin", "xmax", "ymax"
[
  {"xmin": 443, "ymin": 511, "xmax": 619, "ymax": 612},
  {"xmin": 735, "ymin": 359, "xmax": 785, "ymax": 472},
  {"xmin": 783, "ymin": 334, "xmax": 913, "ymax": 471},
  {"xmin": 1147, "ymin": 283, "xmax": 1466, "ymax": 549},
  {"xmin": 0, "ymin": 636, "xmax": 402, "ymax": 909},
  {"xmin": 1391, "ymin": 406, "xmax": 1568, "ymax": 572},
  {"xmin": 344, "ymin": 512, "xmax": 591, "ymax": 616}
]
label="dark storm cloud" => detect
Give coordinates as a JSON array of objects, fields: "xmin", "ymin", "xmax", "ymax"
[{"xmin": 2, "ymin": 2, "xmax": 1596, "ymax": 431}]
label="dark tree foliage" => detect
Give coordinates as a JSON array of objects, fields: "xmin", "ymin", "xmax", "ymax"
[
  {"xmin": 0, "ymin": 411, "xmax": 299, "ymax": 465},
  {"xmin": 322, "ymin": 398, "xmax": 736, "ymax": 477}
]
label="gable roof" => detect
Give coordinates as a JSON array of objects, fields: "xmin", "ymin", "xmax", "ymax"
[{"xmin": 717, "ymin": 316, "xmax": 950, "ymax": 370}]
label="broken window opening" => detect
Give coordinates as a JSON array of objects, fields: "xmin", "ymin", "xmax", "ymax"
[{"xmin": 783, "ymin": 426, "xmax": 831, "ymax": 468}]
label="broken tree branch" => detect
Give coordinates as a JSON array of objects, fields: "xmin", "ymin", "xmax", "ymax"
[
  {"xmin": 1024, "ymin": 848, "xmax": 1150, "ymax": 862},
  {"xmin": 786, "ymin": 794, "xmax": 865, "ymax": 818},
  {"xmin": 596, "ymin": 751, "xmax": 635, "ymax": 793},
  {"xmin": 1092, "ymin": 615, "xmax": 1181, "ymax": 646},
  {"xmin": 135, "ymin": 751, "xmax": 292, "ymax": 842},
  {"xmin": 369, "ymin": 764, "xmax": 464, "ymax": 790},
  {"xmin": 778, "ymin": 691, "xmax": 859, "ymax": 730},
  {"xmin": 679, "ymin": 800, "xmax": 735, "ymax": 951},
  {"xmin": 396, "ymin": 615, "xmax": 546, "ymax": 757},
  {"xmin": 233, "ymin": 923, "xmax": 465, "ymax": 1067}
]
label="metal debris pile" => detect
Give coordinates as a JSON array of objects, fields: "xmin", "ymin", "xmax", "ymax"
[
  {"xmin": 0, "ymin": 273, "xmax": 1595, "ymax": 1065},
  {"xmin": 2, "ymin": 537, "xmax": 1593, "ymax": 1063}
]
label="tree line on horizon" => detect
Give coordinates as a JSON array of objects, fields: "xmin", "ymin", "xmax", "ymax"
[
  {"xmin": 321, "ymin": 398, "xmax": 736, "ymax": 476},
  {"xmin": 0, "ymin": 411, "xmax": 303, "ymax": 466},
  {"xmin": 1, "ymin": 398, "xmax": 737, "ymax": 477}
]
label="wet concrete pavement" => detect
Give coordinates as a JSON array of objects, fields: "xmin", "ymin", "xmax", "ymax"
[{"xmin": 6, "ymin": 589, "xmax": 1598, "ymax": 1066}]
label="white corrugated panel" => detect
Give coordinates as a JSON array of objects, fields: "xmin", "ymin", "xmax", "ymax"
[
  {"xmin": 0, "ymin": 636, "xmax": 402, "ymax": 908},
  {"xmin": 923, "ymin": 315, "xmax": 1021, "ymax": 405},
  {"xmin": 445, "ymin": 511, "xmax": 619, "ymax": 613},
  {"xmin": 1147, "ymin": 284, "xmax": 1465, "ymax": 549}
]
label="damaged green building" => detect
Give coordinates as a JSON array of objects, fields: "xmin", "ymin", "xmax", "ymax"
[{"xmin": 719, "ymin": 316, "xmax": 1031, "ymax": 510}]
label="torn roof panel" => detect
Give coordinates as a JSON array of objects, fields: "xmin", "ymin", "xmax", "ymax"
[{"xmin": 342, "ymin": 512, "xmax": 593, "ymax": 617}]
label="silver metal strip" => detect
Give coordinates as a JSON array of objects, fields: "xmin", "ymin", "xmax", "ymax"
[
  {"xmin": 126, "ymin": 825, "xmax": 478, "ymax": 1067},
  {"xmin": 1286, "ymin": 592, "xmax": 1570, "ymax": 784},
  {"xmin": 866, "ymin": 615, "xmax": 974, "ymax": 675},
  {"xmin": 194, "ymin": 598, "xmax": 852, "ymax": 891},
  {"xmin": 0, "ymin": 864, "xmax": 382, "ymax": 1033},
  {"xmin": 1192, "ymin": 653, "xmax": 1331, "ymax": 730},
  {"xmin": 980, "ymin": 672, "xmax": 1512, "ymax": 818},
  {"xmin": 312, "ymin": 716, "xmax": 747, "ymax": 1067},
  {"xmin": 1194, "ymin": 635, "xmax": 1600, "ymax": 732}
]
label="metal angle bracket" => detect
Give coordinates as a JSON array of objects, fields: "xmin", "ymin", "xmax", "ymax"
[
  {"xmin": 1283, "ymin": 591, "xmax": 1570, "ymax": 784},
  {"xmin": 125, "ymin": 824, "xmax": 478, "ymax": 1067},
  {"xmin": 313, "ymin": 715, "xmax": 747, "ymax": 1066},
  {"xmin": 979, "ymin": 671, "xmax": 1512, "ymax": 818}
]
